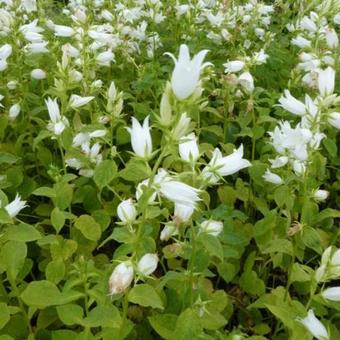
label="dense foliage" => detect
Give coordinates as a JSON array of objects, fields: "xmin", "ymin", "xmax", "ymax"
[{"xmin": 0, "ymin": 0, "xmax": 339, "ymax": 339}]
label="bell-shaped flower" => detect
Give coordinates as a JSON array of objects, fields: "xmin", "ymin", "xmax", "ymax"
[
  {"xmin": 200, "ymin": 220, "xmax": 223, "ymax": 236},
  {"xmin": 263, "ymin": 169, "xmax": 283, "ymax": 185},
  {"xmin": 9, "ymin": 103, "xmax": 21, "ymax": 121},
  {"xmin": 160, "ymin": 223, "xmax": 178, "ymax": 241},
  {"xmin": 69, "ymin": 94, "xmax": 94, "ymax": 109},
  {"xmin": 31, "ymin": 68, "xmax": 46, "ymax": 79},
  {"xmin": 313, "ymin": 189, "xmax": 329, "ymax": 202},
  {"xmin": 117, "ymin": 199, "xmax": 137, "ymax": 224},
  {"xmin": 223, "ymin": 60, "xmax": 245, "ymax": 73},
  {"xmin": 179, "ymin": 133, "xmax": 199, "ymax": 162},
  {"xmin": 174, "ymin": 203, "xmax": 194, "ymax": 224},
  {"xmin": 297, "ymin": 310, "xmax": 329, "ymax": 340},
  {"xmin": 202, "ymin": 145, "xmax": 251, "ymax": 185},
  {"xmin": 137, "ymin": 254, "xmax": 158, "ymax": 276},
  {"xmin": 4, "ymin": 194, "xmax": 27, "ymax": 218},
  {"xmin": 45, "ymin": 97, "xmax": 69, "ymax": 135},
  {"xmin": 126, "ymin": 116, "xmax": 152, "ymax": 159},
  {"xmin": 278, "ymin": 90, "xmax": 306, "ymax": 116},
  {"xmin": 322, "ymin": 287, "xmax": 340, "ymax": 301},
  {"xmin": 165, "ymin": 44, "xmax": 211, "ymax": 100},
  {"xmin": 109, "ymin": 262, "xmax": 134, "ymax": 295},
  {"xmin": 318, "ymin": 67, "xmax": 335, "ymax": 97},
  {"xmin": 328, "ymin": 112, "xmax": 340, "ymax": 129}
]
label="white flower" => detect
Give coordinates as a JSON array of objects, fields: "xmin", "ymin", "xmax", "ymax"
[
  {"xmin": 109, "ymin": 262, "xmax": 134, "ymax": 295},
  {"xmin": 165, "ymin": 44, "xmax": 211, "ymax": 100},
  {"xmin": 300, "ymin": 16, "xmax": 317, "ymax": 32},
  {"xmin": 263, "ymin": 169, "xmax": 283, "ymax": 185},
  {"xmin": 172, "ymin": 112, "xmax": 191, "ymax": 140},
  {"xmin": 253, "ymin": 49, "xmax": 268, "ymax": 64},
  {"xmin": 200, "ymin": 220, "xmax": 223, "ymax": 236},
  {"xmin": 297, "ymin": 310, "xmax": 329, "ymax": 340},
  {"xmin": 322, "ymin": 287, "xmax": 340, "ymax": 301},
  {"xmin": 313, "ymin": 189, "xmax": 329, "ymax": 202},
  {"xmin": 25, "ymin": 42, "xmax": 49, "ymax": 54},
  {"xmin": 155, "ymin": 169, "xmax": 201, "ymax": 209},
  {"xmin": 117, "ymin": 199, "xmax": 137, "ymax": 224},
  {"xmin": 324, "ymin": 28, "xmax": 339, "ymax": 48},
  {"xmin": 179, "ymin": 133, "xmax": 199, "ymax": 162},
  {"xmin": 137, "ymin": 254, "xmax": 158, "ymax": 276},
  {"xmin": 4, "ymin": 194, "xmax": 27, "ymax": 218},
  {"xmin": 318, "ymin": 67, "xmax": 335, "ymax": 97},
  {"xmin": 278, "ymin": 90, "xmax": 306, "ymax": 116},
  {"xmin": 96, "ymin": 50, "xmax": 115, "ymax": 66},
  {"xmin": 328, "ymin": 112, "xmax": 340, "ymax": 129},
  {"xmin": 238, "ymin": 72, "xmax": 254, "ymax": 93},
  {"xmin": 174, "ymin": 203, "xmax": 194, "ymax": 223},
  {"xmin": 31, "ymin": 68, "xmax": 46, "ymax": 79},
  {"xmin": 69, "ymin": 94, "xmax": 94, "ymax": 109},
  {"xmin": 126, "ymin": 116, "xmax": 152, "ymax": 159},
  {"xmin": 160, "ymin": 223, "xmax": 178, "ymax": 241},
  {"xmin": 269, "ymin": 156, "xmax": 288, "ymax": 168},
  {"xmin": 223, "ymin": 60, "xmax": 245, "ymax": 73},
  {"xmin": 334, "ymin": 14, "xmax": 340, "ymax": 25},
  {"xmin": 45, "ymin": 97, "xmax": 69, "ymax": 135},
  {"xmin": 292, "ymin": 36, "xmax": 311, "ymax": 48},
  {"xmin": 9, "ymin": 103, "xmax": 21, "ymax": 121},
  {"xmin": 202, "ymin": 145, "xmax": 251, "ymax": 184},
  {"xmin": 53, "ymin": 24, "xmax": 75, "ymax": 37},
  {"xmin": 0, "ymin": 44, "xmax": 12, "ymax": 60}
]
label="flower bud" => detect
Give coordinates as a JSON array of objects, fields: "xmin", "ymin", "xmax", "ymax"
[
  {"xmin": 117, "ymin": 199, "xmax": 137, "ymax": 224},
  {"xmin": 200, "ymin": 220, "xmax": 223, "ymax": 236},
  {"xmin": 171, "ymin": 112, "xmax": 191, "ymax": 140},
  {"xmin": 313, "ymin": 189, "xmax": 329, "ymax": 202},
  {"xmin": 69, "ymin": 94, "xmax": 94, "ymax": 109},
  {"xmin": 179, "ymin": 133, "xmax": 199, "ymax": 162},
  {"xmin": 9, "ymin": 103, "xmax": 21, "ymax": 121},
  {"xmin": 297, "ymin": 310, "xmax": 328, "ymax": 340},
  {"xmin": 159, "ymin": 85, "xmax": 172, "ymax": 126},
  {"xmin": 318, "ymin": 67, "xmax": 335, "ymax": 97},
  {"xmin": 223, "ymin": 60, "xmax": 245, "ymax": 73},
  {"xmin": 328, "ymin": 112, "xmax": 340, "ymax": 129},
  {"xmin": 322, "ymin": 287, "xmax": 340, "ymax": 301},
  {"xmin": 160, "ymin": 223, "xmax": 178, "ymax": 241},
  {"xmin": 109, "ymin": 262, "xmax": 134, "ymax": 295},
  {"xmin": 31, "ymin": 68, "xmax": 46, "ymax": 80},
  {"xmin": 137, "ymin": 253, "xmax": 158, "ymax": 276}
]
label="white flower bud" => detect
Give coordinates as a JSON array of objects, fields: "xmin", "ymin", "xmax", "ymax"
[
  {"xmin": 297, "ymin": 310, "xmax": 328, "ymax": 340},
  {"xmin": 172, "ymin": 112, "xmax": 191, "ymax": 140},
  {"xmin": 263, "ymin": 169, "xmax": 283, "ymax": 185},
  {"xmin": 109, "ymin": 262, "xmax": 134, "ymax": 295},
  {"xmin": 223, "ymin": 60, "xmax": 245, "ymax": 73},
  {"xmin": 328, "ymin": 112, "xmax": 340, "ymax": 129},
  {"xmin": 69, "ymin": 94, "xmax": 94, "ymax": 109},
  {"xmin": 179, "ymin": 133, "xmax": 199, "ymax": 162},
  {"xmin": 159, "ymin": 87, "xmax": 172, "ymax": 127},
  {"xmin": 318, "ymin": 67, "xmax": 335, "ymax": 97},
  {"xmin": 322, "ymin": 287, "xmax": 340, "ymax": 301},
  {"xmin": 9, "ymin": 103, "xmax": 21, "ymax": 121},
  {"xmin": 137, "ymin": 253, "xmax": 158, "ymax": 276},
  {"xmin": 31, "ymin": 68, "xmax": 46, "ymax": 79},
  {"xmin": 117, "ymin": 199, "xmax": 137, "ymax": 224},
  {"xmin": 200, "ymin": 220, "xmax": 223, "ymax": 236},
  {"xmin": 160, "ymin": 223, "xmax": 178, "ymax": 241},
  {"xmin": 313, "ymin": 189, "xmax": 329, "ymax": 202}
]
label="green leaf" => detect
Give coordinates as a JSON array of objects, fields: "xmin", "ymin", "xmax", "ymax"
[
  {"xmin": 0, "ymin": 209, "xmax": 13, "ymax": 224},
  {"xmin": 254, "ymin": 211, "xmax": 277, "ymax": 250},
  {"xmin": 0, "ymin": 153, "xmax": 19, "ymax": 165},
  {"xmin": 323, "ymin": 138, "xmax": 337, "ymax": 158},
  {"xmin": 274, "ymin": 186, "xmax": 293, "ymax": 209},
  {"xmin": 45, "ymin": 259, "xmax": 65, "ymax": 284},
  {"xmin": 4, "ymin": 223, "xmax": 41, "ymax": 242},
  {"xmin": 301, "ymin": 226, "xmax": 322, "ymax": 254},
  {"xmin": 262, "ymin": 239, "xmax": 293, "ymax": 256},
  {"xmin": 119, "ymin": 159, "xmax": 149, "ymax": 182},
  {"xmin": 56, "ymin": 304, "xmax": 83, "ymax": 326},
  {"xmin": 51, "ymin": 208, "xmax": 65, "ymax": 233},
  {"xmin": 32, "ymin": 187, "xmax": 56, "ymax": 198},
  {"xmin": 94, "ymin": 160, "xmax": 117, "ymax": 189},
  {"xmin": 0, "ymin": 241, "xmax": 27, "ymax": 281},
  {"xmin": 128, "ymin": 284, "xmax": 163, "ymax": 310},
  {"xmin": 199, "ymin": 234, "xmax": 223, "ymax": 260},
  {"xmin": 82, "ymin": 305, "xmax": 121, "ymax": 328},
  {"xmin": 74, "ymin": 215, "xmax": 101, "ymax": 241},
  {"xmin": 149, "ymin": 314, "xmax": 177, "ymax": 339},
  {"xmin": 172, "ymin": 309, "xmax": 202, "ymax": 340},
  {"xmin": 0, "ymin": 303, "xmax": 10, "ymax": 329},
  {"xmin": 21, "ymin": 281, "xmax": 62, "ymax": 308},
  {"xmin": 53, "ymin": 183, "xmax": 73, "ymax": 210}
]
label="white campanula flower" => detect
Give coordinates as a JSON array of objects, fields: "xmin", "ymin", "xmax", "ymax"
[
  {"xmin": 253, "ymin": 49, "xmax": 268, "ymax": 64},
  {"xmin": 165, "ymin": 44, "xmax": 211, "ymax": 100},
  {"xmin": 300, "ymin": 16, "xmax": 317, "ymax": 32},
  {"xmin": 313, "ymin": 189, "xmax": 329, "ymax": 202},
  {"xmin": 7, "ymin": 81, "xmax": 17, "ymax": 90},
  {"xmin": 174, "ymin": 203, "xmax": 194, "ymax": 224},
  {"xmin": 278, "ymin": 90, "xmax": 306, "ymax": 116},
  {"xmin": 263, "ymin": 169, "xmax": 283, "ymax": 185},
  {"xmin": 160, "ymin": 223, "xmax": 178, "ymax": 241},
  {"xmin": 154, "ymin": 169, "xmax": 201, "ymax": 210},
  {"xmin": 318, "ymin": 67, "xmax": 335, "ymax": 97},
  {"xmin": 328, "ymin": 112, "xmax": 340, "ymax": 129},
  {"xmin": 117, "ymin": 199, "xmax": 137, "ymax": 224},
  {"xmin": 269, "ymin": 156, "xmax": 289, "ymax": 168},
  {"xmin": 109, "ymin": 262, "xmax": 134, "ymax": 295},
  {"xmin": 297, "ymin": 310, "xmax": 329, "ymax": 340},
  {"xmin": 324, "ymin": 28, "xmax": 339, "ymax": 49},
  {"xmin": 9, "ymin": 103, "xmax": 21, "ymax": 121},
  {"xmin": 31, "ymin": 68, "xmax": 46, "ymax": 79},
  {"xmin": 53, "ymin": 24, "xmax": 75, "ymax": 37},
  {"xmin": 4, "ymin": 194, "xmax": 27, "ymax": 218},
  {"xmin": 72, "ymin": 130, "xmax": 106, "ymax": 147},
  {"xmin": 69, "ymin": 94, "xmax": 94, "ymax": 109},
  {"xmin": 291, "ymin": 36, "xmax": 311, "ymax": 48},
  {"xmin": 202, "ymin": 145, "xmax": 251, "ymax": 185},
  {"xmin": 45, "ymin": 97, "xmax": 69, "ymax": 135},
  {"xmin": 238, "ymin": 72, "xmax": 254, "ymax": 93},
  {"xmin": 126, "ymin": 116, "xmax": 152, "ymax": 159},
  {"xmin": 25, "ymin": 42, "xmax": 49, "ymax": 54},
  {"xmin": 322, "ymin": 287, "xmax": 340, "ymax": 301},
  {"xmin": 96, "ymin": 50, "xmax": 115, "ymax": 66},
  {"xmin": 137, "ymin": 253, "xmax": 158, "ymax": 276},
  {"xmin": 0, "ymin": 43, "xmax": 12, "ymax": 60},
  {"xmin": 223, "ymin": 60, "xmax": 245, "ymax": 73},
  {"xmin": 179, "ymin": 133, "xmax": 199, "ymax": 162},
  {"xmin": 200, "ymin": 220, "xmax": 223, "ymax": 236},
  {"xmin": 334, "ymin": 14, "xmax": 340, "ymax": 25}
]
